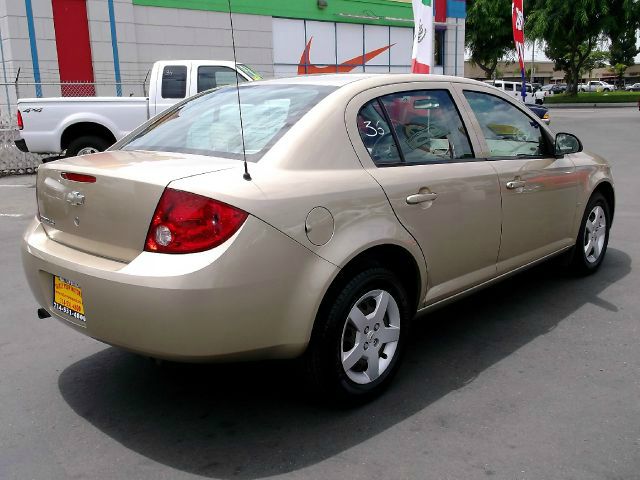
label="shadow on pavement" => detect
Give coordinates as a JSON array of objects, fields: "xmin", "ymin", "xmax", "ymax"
[{"xmin": 58, "ymin": 248, "xmax": 631, "ymax": 479}]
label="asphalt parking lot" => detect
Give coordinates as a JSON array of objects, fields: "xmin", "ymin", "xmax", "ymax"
[{"xmin": 1, "ymin": 107, "xmax": 639, "ymax": 480}]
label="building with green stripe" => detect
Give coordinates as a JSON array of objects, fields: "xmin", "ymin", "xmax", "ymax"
[{"xmin": 0, "ymin": 0, "xmax": 466, "ymax": 105}]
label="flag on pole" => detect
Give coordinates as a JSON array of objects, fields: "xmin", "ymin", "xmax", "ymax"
[
  {"xmin": 411, "ymin": 0, "xmax": 433, "ymax": 74},
  {"xmin": 512, "ymin": 0, "xmax": 527, "ymax": 101}
]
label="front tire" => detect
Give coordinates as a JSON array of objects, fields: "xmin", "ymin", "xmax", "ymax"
[
  {"xmin": 569, "ymin": 192, "xmax": 610, "ymax": 275},
  {"xmin": 304, "ymin": 267, "xmax": 412, "ymax": 404},
  {"xmin": 66, "ymin": 135, "xmax": 112, "ymax": 157}
]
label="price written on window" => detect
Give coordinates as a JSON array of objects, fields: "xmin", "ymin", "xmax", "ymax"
[{"xmin": 364, "ymin": 120, "xmax": 386, "ymax": 137}]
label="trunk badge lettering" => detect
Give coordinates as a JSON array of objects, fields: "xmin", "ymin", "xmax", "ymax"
[
  {"xmin": 66, "ymin": 191, "xmax": 85, "ymax": 206},
  {"xmin": 40, "ymin": 215, "xmax": 55, "ymax": 227}
]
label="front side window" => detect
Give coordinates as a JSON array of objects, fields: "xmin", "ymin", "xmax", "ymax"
[
  {"xmin": 463, "ymin": 90, "xmax": 549, "ymax": 158},
  {"xmin": 161, "ymin": 65, "xmax": 187, "ymax": 99},
  {"xmin": 378, "ymin": 90, "xmax": 474, "ymax": 164},
  {"xmin": 121, "ymin": 84, "xmax": 335, "ymax": 161},
  {"xmin": 197, "ymin": 66, "xmax": 246, "ymax": 93}
]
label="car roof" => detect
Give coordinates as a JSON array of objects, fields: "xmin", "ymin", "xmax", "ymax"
[{"xmin": 255, "ymin": 73, "xmax": 490, "ymax": 89}]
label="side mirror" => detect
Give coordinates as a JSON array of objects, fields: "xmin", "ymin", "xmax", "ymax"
[{"xmin": 555, "ymin": 132, "xmax": 583, "ymax": 155}]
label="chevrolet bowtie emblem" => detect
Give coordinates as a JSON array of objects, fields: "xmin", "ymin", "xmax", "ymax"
[{"xmin": 66, "ymin": 191, "xmax": 85, "ymax": 206}]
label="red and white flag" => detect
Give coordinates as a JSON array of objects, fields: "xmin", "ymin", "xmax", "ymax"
[
  {"xmin": 512, "ymin": 0, "xmax": 526, "ymax": 74},
  {"xmin": 411, "ymin": 0, "xmax": 433, "ymax": 74}
]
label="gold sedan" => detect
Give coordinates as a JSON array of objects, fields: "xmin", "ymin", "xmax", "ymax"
[{"xmin": 22, "ymin": 75, "xmax": 615, "ymax": 402}]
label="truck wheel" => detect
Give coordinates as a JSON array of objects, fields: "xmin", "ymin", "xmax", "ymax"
[{"xmin": 66, "ymin": 136, "xmax": 111, "ymax": 157}]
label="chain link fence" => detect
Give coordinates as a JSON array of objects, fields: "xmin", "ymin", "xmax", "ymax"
[{"xmin": 0, "ymin": 78, "xmax": 147, "ymax": 176}]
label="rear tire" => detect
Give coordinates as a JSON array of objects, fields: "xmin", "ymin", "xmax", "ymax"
[
  {"xmin": 66, "ymin": 135, "xmax": 111, "ymax": 157},
  {"xmin": 304, "ymin": 267, "xmax": 412, "ymax": 404},
  {"xmin": 569, "ymin": 192, "xmax": 610, "ymax": 275}
]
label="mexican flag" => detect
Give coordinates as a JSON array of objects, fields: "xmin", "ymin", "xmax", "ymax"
[{"xmin": 411, "ymin": 0, "xmax": 433, "ymax": 73}]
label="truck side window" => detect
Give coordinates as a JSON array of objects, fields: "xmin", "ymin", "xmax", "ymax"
[
  {"xmin": 197, "ymin": 66, "xmax": 246, "ymax": 93},
  {"xmin": 161, "ymin": 65, "xmax": 187, "ymax": 99}
]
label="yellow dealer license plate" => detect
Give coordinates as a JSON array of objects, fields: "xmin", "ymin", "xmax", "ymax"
[{"xmin": 53, "ymin": 276, "xmax": 86, "ymax": 322}]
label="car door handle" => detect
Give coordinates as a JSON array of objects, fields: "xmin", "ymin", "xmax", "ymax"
[
  {"xmin": 506, "ymin": 180, "xmax": 526, "ymax": 190},
  {"xmin": 406, "ymin": 193, "xmax": 438, "ymax": 205}
]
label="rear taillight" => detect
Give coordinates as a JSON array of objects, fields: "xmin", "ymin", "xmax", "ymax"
[
  {"xmin": 144, "ymin": 188, "xmax": 248, "ymax": 254},
  {"xmin": 17, "ymin": 110, "xmax": 23, "ymax": 130},
  {"xmin": 61, "ymin": 172, "xmax": 96, "ymax": 183}
]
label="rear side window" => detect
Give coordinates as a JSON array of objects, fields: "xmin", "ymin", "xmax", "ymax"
[
  {"xmin": 356, "ymin": 100, "xmax": 402, "ymax": 165},
  {"xmin": 197, "ymin": 66, "xmax": 246, "ymax": 93},
  {"xmin": 161, "ymin": 65, "xmax": 187, "ymax": 99},
  {"xmin": 463, "ymin": 90, "xmax": 549, "ymax": 158},
  {"xmin": 357, "ymin": 90, "xmax": 474, "ymax": 166}
]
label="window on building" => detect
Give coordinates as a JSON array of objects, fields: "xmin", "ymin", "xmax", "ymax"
[{"xmin": 434, "ymin": 29, "xmax": 445, "ymax": 67}]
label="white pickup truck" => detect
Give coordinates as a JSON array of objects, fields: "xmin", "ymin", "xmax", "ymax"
[
  {"xmin": 578, "ymin": 80, "xmax": 615, "ymax": 92},
  {"xmin": 15, "ymin": 60, "xmax": 261, "ymax": 156}
]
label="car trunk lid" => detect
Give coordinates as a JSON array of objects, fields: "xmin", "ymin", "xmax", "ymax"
[{"xmin": 36, "ymin": 150, "xmax": 239, "ymax": 262}]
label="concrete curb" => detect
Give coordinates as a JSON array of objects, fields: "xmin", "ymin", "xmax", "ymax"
[{"xmin": 545, "ymin": 103, "xmax": 638, "ymax": 109}]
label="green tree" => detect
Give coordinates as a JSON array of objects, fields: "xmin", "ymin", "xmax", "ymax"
[
  {"xmin": 581, "ymin": 50, "xmax": 609, "ymax": 79},
  {"xmin": 612, "ymin": 63, "xmax": 629, "ymax": 86},
  {"xmin": 605, "ymin": 0, "xmax": 639, "ymax": 67},
  {"xmin": 527, "ymin": 0, "xmax": 611, "ymax": 95},
  {"xmin": 465, "ymin": 0, "xmax": 514, "ymax": 79}
]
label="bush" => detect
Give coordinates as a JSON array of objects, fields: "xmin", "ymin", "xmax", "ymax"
[{"xmin": 545, "ymin": 91, "xmax": 640, "ymax": 104}]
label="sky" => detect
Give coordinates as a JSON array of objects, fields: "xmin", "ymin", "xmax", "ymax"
[{"xmin": 523, "ymin": 32, "xmax": 640, "ymax": 64}]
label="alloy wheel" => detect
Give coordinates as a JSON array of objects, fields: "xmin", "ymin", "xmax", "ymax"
[
  {"xmin": 340, "ymin": 289, "xmax": 400, "ymax": 385},
  {"xmin": 584, "ymin": 205, "xmax": 607, "ymax": 264}
]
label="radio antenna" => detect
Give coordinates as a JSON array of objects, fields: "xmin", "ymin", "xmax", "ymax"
[{"xmin": 227, "ymin": 0, "xmax": 251, "ymax": 181}]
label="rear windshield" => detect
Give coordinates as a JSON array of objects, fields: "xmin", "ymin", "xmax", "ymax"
[{"xmin": 119, "ymin": 84, "xmax": 336, "ymax": 161}]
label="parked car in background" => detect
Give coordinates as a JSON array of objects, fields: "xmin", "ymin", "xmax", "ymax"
[
  {"xmin": 527, "ymin": 103, "xmax": 551, "ymax": 125},
  {"xmin": 579, "ymin": 80, "xmax": 615, "ymax": 92},
  {"xmin": 14, "ymin": 60, "xmax": 261, "ymax": 157},
  {"xmin": 22, "ymin": 74, "xmax": 614, "ymax": 403},
  {"xmin": 624, "ymin": 83, "xmax": 640, "ymax": 92},
  {"xmin": 484, "ymin": 80, "xmax": 535, "ymax": 104}
]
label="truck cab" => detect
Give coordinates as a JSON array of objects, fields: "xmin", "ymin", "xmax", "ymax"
[
  {"xmin": 15, "ymin": 60, "xmax": 261, "ymax": 156},
  {"xmin": 148, "ymin": 60, "xmax": 261, "ymax": 116}
]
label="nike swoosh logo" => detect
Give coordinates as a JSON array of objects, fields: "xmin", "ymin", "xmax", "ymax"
[{"xmin": 298, "ymin": 37, "xmax": 394, "ymax": 75}]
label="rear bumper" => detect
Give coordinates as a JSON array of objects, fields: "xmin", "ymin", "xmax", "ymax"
[
  {"xmin": 21, "ymin": 217, "xmax": 338, "ymax": 362},
  {"xmin": 14, "ymin": 138, "xmax": 29, "ymax": 152}
]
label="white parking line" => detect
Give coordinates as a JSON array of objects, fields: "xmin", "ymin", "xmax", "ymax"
[
  {"xmin": 0, "ymin": 185, "xmax": 32, "ymax": 188},
  {"xmin": 0, "ymin": 213, "xmax": 30, "ymax": 218}
]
